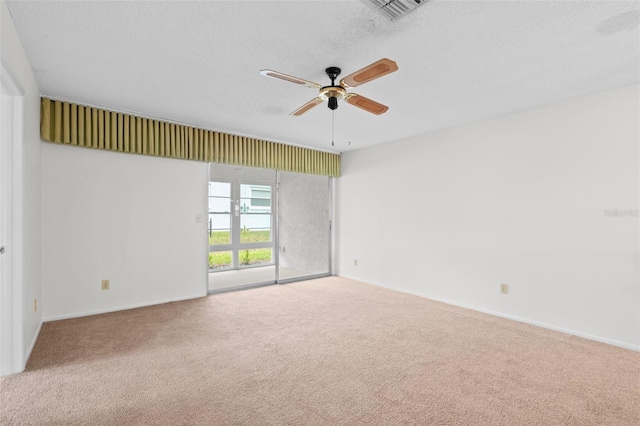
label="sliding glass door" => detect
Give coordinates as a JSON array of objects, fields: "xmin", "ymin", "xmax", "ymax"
[
  {"xmin": 208, "ymin": 164, "xmax": 331, "ymax": 292},
  {"xmin": 208, "ymin": 165, "xmax": 276, "ymax": 291}
]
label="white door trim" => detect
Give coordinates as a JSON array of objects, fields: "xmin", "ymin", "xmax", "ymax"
[{"xmin": 0, "ymin": 60, "xmax": 25, "ymax": 376}]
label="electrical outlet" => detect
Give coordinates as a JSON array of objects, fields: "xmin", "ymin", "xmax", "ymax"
[
  {"xmin": 34, "ymin": 299, "xmax": 37, "ymax": 312},
  {"xmin": 101, "ymin": 280, "xmax": 110, "ymax": 290},
  {"xmin": 354, "ymin": 259, "xmax": 358, "ymax": 266},
  {"xmin": 500, "ymin": 283, "xmax": 509, "ymax": 294}
]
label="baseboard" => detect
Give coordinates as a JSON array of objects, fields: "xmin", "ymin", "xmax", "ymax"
[
  {"xmin": 24, "ymin": 320, "xmax": 42, "ymax": 366},
  {"xmin": 43, "ymin": 293, "xmax": 206, "ymax": 322},
  {"xmin": 337, "ymin": 274, "xmax": 640, "ymax": 352}
]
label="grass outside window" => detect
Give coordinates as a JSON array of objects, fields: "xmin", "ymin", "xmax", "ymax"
[
  {"xmin": 209, "ymin": 230, "xmax": 270, "ymax": 245},
  {"xmin": 209, "ymin": 230, "xmax": 272, "ymax": 269}
]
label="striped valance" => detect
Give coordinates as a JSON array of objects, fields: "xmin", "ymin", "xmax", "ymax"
[{"xmin": 40, "ymin": 98, "xmax": 340, "ymax": 177}]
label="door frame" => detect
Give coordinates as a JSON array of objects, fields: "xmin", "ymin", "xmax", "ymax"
[{"xmin": 0, "ymin": 60, "xmax": 25, "ymax": 376}]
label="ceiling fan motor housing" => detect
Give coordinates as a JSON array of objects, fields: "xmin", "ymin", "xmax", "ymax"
[{"xmin": 320, "ymin": 87, "xmax": 345, "ymax": 111}]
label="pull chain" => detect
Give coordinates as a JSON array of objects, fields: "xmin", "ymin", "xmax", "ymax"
[{"xmin": 331, "ymin": 110, "xmax": 335, "ymax": 147}]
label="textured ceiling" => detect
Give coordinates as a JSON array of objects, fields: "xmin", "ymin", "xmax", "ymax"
[{"xmin": 6, "ymin": 0, "xmax": 640, "ymax": 153}]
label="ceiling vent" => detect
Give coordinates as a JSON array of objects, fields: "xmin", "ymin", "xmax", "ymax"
[{"xmin": 367, "ymin": 0, "xmax": 426, "ymax": 20}]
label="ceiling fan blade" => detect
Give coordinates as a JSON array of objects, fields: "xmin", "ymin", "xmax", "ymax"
[
  {"xmin": 340, "ymin": 58, "xmax": 398, "ymax": 88},
  {"xmin": 290, "ymin": 98, "xmax": 323, "ymax": 116},
  {"xmin": 260, "ymin": 69, "xmax": 321, "ymax": 89},
  {"xmin": 345, "ymin": 93, "xmax": 389, "ymax": 115}
]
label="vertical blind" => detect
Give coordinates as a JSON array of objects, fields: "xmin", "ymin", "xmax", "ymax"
[{"xmin": 40, "ymin": 98, "xmax": 340, "ymax": 177}]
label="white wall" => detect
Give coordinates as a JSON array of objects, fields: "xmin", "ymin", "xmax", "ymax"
[
  {"xmin": 337, "ymin": 85, "xmax": 640, "ymax": 350},
  {"xmin": 42, "ymin": 144, "xmax": 208, "ymax": 320},
  {"xmin": 1, "ymin": 0, "xmax": 43, "ymax": 369}
]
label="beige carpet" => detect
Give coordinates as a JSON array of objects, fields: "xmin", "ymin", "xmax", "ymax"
[{"xmin": 1, "ymin": 276, "xmax": 638, "ymax": 425}]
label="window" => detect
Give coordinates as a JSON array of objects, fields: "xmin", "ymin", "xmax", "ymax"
[{"xmin": 250, "ymin": 187, "xmax": 271, "ymax": 209}]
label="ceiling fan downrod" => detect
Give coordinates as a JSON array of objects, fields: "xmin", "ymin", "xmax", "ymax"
[{"xmin": 326, "ymin": 66, "xmax": 341, "ymax": 85}]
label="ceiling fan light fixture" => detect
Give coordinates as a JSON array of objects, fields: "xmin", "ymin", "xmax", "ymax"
[
  {"xmin": 328, "ymin": 96, "xmax": 339, "ymax": 110},
  {"xmin": 320, "ymin": 87, "xmax": 346, "ymax": 111}
]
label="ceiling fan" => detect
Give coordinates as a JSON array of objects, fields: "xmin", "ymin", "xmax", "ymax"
[{"xmin": 260, "ymin": 58, "xmax": 398, "ymax": 116}]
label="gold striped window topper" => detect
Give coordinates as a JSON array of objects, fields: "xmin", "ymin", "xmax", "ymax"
[{"xmin": 40, "ymin": 98, "xmax": 340, "ymax": 177}]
